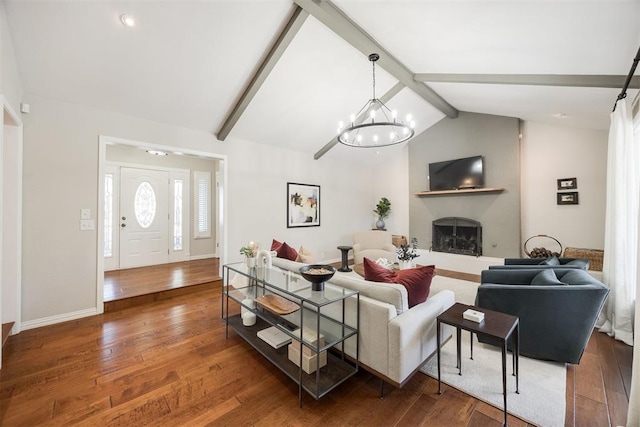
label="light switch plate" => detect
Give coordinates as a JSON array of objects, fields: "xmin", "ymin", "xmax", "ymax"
[
  {"xmin": 80, "ymin": 208, "xmax": 91, "ymax": 219},
  {"xmin": 80, "ymin": 219, "xmax": 95, "ymax": 231}
]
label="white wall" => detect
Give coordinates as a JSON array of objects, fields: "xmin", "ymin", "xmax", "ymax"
[
  {"xmin": 371, "ymin": 145, "xmax": 410, "ymax": 237},
  {"xmin": 20, "ymin": 94, "xmax": 381, "ymax": 326},
  {"xmin": 521, "ymin": 121, "xmax": 607, "ymax": 253},
  {"xmin": 0, "ymin": 2, "xmax": 22, "ymax": 111},
  {"xmin": 0, "ymin": 3, "xmax": 23, "ymax": 368}
]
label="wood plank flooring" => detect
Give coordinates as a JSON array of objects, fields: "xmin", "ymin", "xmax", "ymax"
[
  {"xmin": 104, "ymin": 258, "xmax": 220, "ymax": 301},
  {"xmin": 1, "ymin": 280, "xmax": 632, "ymax": 426}
]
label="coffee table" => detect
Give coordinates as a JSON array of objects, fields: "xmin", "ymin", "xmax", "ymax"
[{"xmin": 436, "ymin": 303, "xmax": 519, "ymax": 427}]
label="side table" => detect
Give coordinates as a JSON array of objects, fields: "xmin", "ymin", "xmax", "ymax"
[
  {"xmin": 437, "ymin": 303, "xmax": 519, "ymax": 427},
  {"xmin": 337, "ymin": 245, "xmax": 352, "ymax": 272}
]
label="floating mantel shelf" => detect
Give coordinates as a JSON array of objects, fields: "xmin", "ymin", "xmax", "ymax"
[{"xmin": 414, "ymin": 187, "xmax": 505, "ymax": 197}]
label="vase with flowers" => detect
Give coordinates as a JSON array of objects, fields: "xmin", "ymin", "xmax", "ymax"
[
  {"xmin": 396, "ymin": 237, "xmax": 419, "ymax": 269},
  {"xmin": 240, "ymin": 241, "xmax": 260, "ymax": 268}
]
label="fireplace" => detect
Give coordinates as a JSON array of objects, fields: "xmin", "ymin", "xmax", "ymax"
[{"xmin": 432, "ymin": 217, "xmax": 482, "ymax": 256}]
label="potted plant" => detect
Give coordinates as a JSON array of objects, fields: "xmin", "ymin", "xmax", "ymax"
[
  {"xmin": 373, "ymin": 197, "xmax": 391, "ymax": 229},
  {"xmin": 240, "ymin": 241, "xmax": 260, "ymax": 268},
  {"xmin": 396, "ymin": 237, "xmax": 419, "ymax": 269}
]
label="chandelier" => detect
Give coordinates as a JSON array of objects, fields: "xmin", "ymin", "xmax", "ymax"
[{"xmin": 337, "ymin": 53, "xmax": 415, "ymax": 148}]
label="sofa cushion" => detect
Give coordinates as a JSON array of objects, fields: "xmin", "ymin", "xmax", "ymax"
[
  {"xmin": 539, "ymin": 256, "xmax": 560, "ymax": 266},
  {"xmin": 559, "ymin": 269, "xmax": 591, "ymax": 285},
  {"xmin": 295, "ymin": 246, "xmax": 315, "ymax": 264},
  {"xmin": 364, "ymin": 258, "xmax": 434, "ymax": 308},
  {"xmin": 271, "ymin": 239, "xmax": 283, "ymax": 251},
  {"xmin": 531, "ymin": 269, "xmax": 566, "ymax": 286},
  {"xmin": 276, "ymin": 242, "xmax": 298, "ymax": 261},
  {"xmin": 395, "ymin": 265, "xmax": 435, "ymax": 307}
]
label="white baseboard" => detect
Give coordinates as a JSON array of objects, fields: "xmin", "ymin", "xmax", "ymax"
[
  {"xmin": 190, "ymin": 253, "xmax": 217, "ymax": 261},
  {"xmin": 21, "ymin": 307, "xmax": 99, "ymax": 331}
]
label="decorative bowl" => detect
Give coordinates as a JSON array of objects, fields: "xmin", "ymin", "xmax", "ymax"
[{"xmin": 299, "ymin": 265, "xmax": 336, "ymax": 291}]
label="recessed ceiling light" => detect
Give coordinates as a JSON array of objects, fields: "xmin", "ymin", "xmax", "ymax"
[
  {"xmin": 120, "ymin": 14, "xmax": 135, "ymax": 27},
  {"xmin": 553, "ymin": 113, "xmax": 568, "ymax": 118},
  {"xmin": 146, "ymin": 150, "xmax": 168, "ymax": 156}
]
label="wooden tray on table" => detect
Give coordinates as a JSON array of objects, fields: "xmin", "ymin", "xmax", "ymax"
[{"xmin": 256, "ymin": 294, "xmax": 300, "ymax": 315}]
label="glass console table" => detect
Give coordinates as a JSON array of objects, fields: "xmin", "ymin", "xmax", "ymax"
[{"xmin": 222, "ymin": 263, "xmax": 359, "ymax": 405}]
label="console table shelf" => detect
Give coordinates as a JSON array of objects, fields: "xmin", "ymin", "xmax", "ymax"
[
  {"xmin": 227, "ymin": 315, "xmax": 357, "ymax": 399},
  {"xmin": 222, "ymin": 263, "xmax": 359, "ymax": 406},
  {"xmin": 414, "ymin": 187, "xmax": 505, "ymax": 197}
]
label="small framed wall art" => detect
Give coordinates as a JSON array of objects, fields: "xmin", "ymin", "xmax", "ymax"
[
  {"xmin": 287, "ymin": 182, "xmax": 320, "ymax": 228},
  {"xmin": 557, "ymin": 191, "xmax": 579, "ymax": 205},
  {"xmin": 557, "ymin": 177, "xmax": 577, "ymax": 190}
]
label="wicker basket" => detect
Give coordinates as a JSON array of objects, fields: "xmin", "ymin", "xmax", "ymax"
[{"xmin": 563, "ymin": 247, "xmax": 604, "ymax": 271}]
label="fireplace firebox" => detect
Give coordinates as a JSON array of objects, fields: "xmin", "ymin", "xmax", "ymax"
[{"xmin": 432, "ymin": 217, "xmax": 482, "ymax": 256}]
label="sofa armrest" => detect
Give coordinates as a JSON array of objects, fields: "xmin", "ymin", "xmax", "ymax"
[{"xmin": 387, "ymin": 290, "xmax": 455, "ymax": 385}]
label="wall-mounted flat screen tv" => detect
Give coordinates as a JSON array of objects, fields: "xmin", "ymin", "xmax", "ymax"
[{"xmin": 428, "ymin": 155, "xmax": 484, "ymax": 191}]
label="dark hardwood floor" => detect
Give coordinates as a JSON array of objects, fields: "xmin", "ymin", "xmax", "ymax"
[{"xmin": 0, "ymin": 265, "xmax": 632, "ymax": 426}]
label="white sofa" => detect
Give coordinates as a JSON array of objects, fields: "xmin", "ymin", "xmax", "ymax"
[{"xmin": 272, "ymin": 257, "xmax": 455, "ymax": 388}]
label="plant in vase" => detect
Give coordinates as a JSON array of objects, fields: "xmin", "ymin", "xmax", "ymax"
[
  {"xmin": 396, "ymin": 237, "xmax": 419, "ymax": 269},
  {"xmin": 373, "ymin": 197, "xmax": 391, "ymax": 230},
  {"xmin": 240, "ymin": 241, "xmax": 260, "ymax": 268}
]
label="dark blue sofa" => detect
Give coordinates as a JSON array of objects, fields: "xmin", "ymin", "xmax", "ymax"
[{"xmin": 475, "ymin": 268, "xmax": 609, "ymax": 364}]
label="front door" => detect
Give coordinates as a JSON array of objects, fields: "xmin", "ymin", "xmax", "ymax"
[{"xmin": 119, "ymin": 167, "xmax": 169, "ymax": 269}]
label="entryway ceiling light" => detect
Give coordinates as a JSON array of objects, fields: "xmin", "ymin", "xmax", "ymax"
[
  {"xmin": 337, "ymin": 53, "xmax": 415, "ymax": 148},
  {"xmin": 120, "ymin": 14, "xmax": 135, "ymax": 27},
  {"xmin": 146, "ymin": 150, "xmax": 168, "ymax": 156}
]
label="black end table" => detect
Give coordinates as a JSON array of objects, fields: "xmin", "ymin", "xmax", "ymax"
[
  {"xmin": 437, "ymin": 303, "xmax": 519, "ymax": 427},
  {"xmin": 337, "ymin": 245, "xmax": 352, "ymax": 272}
]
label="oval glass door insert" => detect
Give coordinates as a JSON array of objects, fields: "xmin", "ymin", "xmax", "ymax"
[{"xmin": 134, "ymin": 181, "xmax": 156, "ymax": 228}]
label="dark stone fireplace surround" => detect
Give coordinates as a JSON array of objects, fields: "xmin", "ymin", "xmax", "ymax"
[{"xmin": 432, "ymin": 217, "xmax": 482, "ymax": 256}]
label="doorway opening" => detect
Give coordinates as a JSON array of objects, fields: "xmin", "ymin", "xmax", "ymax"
[{"xmin": 97, "ymin": 136, "xmax": 227, "ymax": 310}]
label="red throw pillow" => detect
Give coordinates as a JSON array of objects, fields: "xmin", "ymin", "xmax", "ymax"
[
  {"xmin": 363, "ymin": 257, "xmax": 397, "ymax": 283},
  {"xmin": 396, "ymin": 265, "xmax": 435, "ymax": 308},
  {"xmin": 277, "ymin": 242, "xmax": 298, "ymax": 261},
  {"xmin": 363, "ymin": 258, "xmax": 435, "ymax": 308},
  {"xmin": 271, "ymin": 239, "xmax": 283, "ymax": 251}
]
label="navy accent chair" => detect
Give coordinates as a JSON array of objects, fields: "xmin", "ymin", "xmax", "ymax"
[{"xmin": 475, "ymin": 268, "xmax": 609, "ymax": 364}]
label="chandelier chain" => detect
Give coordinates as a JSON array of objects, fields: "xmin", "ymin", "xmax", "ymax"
[{"xmin": 372, "ymin": 57, "xmax": 376, "ymax": 100}]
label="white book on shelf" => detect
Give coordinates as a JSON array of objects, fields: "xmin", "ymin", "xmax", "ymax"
[{"xmin": 257, "ymin": 326, "xmax": 292, "ymax": 349}]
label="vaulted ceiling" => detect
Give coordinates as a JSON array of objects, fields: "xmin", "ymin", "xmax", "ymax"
[{"xmin": 5, "ymin": 0, "xmax": 640, "ymax": 163}]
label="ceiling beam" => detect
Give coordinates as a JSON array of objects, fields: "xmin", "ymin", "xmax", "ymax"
[
  {"xmin": 314, "ymin": 82, "xmax": 405, "ymax": 160},
  {"xmin": 414, "ymin": 73, "xmax": 640, "ymax": 89},
  {"xmin": 294, "ymin": 0, "xmax": 458, "ymax": 119},
  {"xmin": 216, "ymin": 6, "xmax": 308, "ymax": 141}
]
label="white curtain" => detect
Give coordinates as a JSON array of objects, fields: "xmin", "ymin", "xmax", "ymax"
[
  {"xmin": 628, "ymin": 216, "xmax": 640, "ymax": 425},
  {"xmin": 600, "ymin": 97, "xmax": 638, "ymax": 346},
  {"xmin": 626, "ymin": 101, "xmax": 640, "ymax": 427}
]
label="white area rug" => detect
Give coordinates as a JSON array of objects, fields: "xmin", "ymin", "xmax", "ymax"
[{"xmin": 422, "ymin": 275, "xmax": 567, "ymax": 427}]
